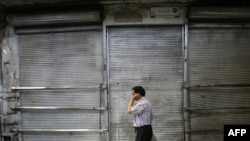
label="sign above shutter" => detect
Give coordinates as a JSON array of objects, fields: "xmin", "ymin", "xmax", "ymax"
[{"xmin": 7, "ymin": 10, "xmax": 101, "ymax": 27}]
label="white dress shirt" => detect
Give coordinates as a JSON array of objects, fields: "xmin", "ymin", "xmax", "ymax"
[{"xmin": 131, "ymin": 97, "xmax": 153, "ymax": 127}]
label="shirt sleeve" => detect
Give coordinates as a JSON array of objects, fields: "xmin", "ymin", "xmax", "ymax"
[{"xmin": 131, "ymin": 103, "xmax": 147, "ymax": 115}]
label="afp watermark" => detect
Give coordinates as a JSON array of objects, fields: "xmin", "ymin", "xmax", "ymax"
[{"xmin": 224, "ymin": 125, "xmax": 250, "ymax": 141}]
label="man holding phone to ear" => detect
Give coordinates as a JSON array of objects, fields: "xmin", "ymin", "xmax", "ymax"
[{"xmin": 127, "ymin": 86, "xmax": 153, "ymax": 141}]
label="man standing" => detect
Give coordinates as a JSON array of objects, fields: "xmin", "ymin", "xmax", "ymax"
[{"xmin": 127, "ymin": 86, "xmax": 153, "ymax": 141}]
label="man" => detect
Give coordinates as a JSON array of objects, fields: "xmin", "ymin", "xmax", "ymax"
[{"xmin": 127, "ymin": 86, "xmax": 153, "ymax": 141}]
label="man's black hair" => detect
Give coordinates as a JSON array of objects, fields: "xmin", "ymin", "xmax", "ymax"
[{"xmin": 132, "ymin": 86, "xmax": 145, "ymax": 96}]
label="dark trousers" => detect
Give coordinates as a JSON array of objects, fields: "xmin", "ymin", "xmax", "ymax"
[{"xmin": 135, "ymin": 125, "xmax": 152, "ymax": 141}]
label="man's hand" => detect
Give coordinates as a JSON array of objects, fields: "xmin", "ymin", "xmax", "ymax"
[
  {"xmin": 132, "ymin": 94, "xmax": 140, "ymax": 100},
  {"xmin": 127, "ymin": 94, "xmax": 141, "ymax": 114},
  {"xmin": 127, "ymin": 95, "xmax": 136, "ymax": 114}
]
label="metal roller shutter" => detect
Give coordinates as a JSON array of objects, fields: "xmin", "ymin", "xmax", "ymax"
[
  {"xmin": 108, "ymin": 26, "xmax": 183, "ymax": 141},
  {"xmin": 188, "ymin": 26, "xmax": 250, "ymax": 141},
  {"xmin": 16, "ymin": 29, "xmax": 108, "ymax": 141}
]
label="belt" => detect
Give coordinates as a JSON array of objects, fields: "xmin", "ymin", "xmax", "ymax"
[{"xmin": 135, "ymin": 124, "xmax": 151, "ymax": 129}]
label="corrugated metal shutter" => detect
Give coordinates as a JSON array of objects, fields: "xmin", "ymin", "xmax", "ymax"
[
  {"xmin": 17, "ymin": 29, "xmax": 107, "ymax": 141},
  {"xmin": 108, "ymin": 26, "xmax": 183, "ymax": 141},
  {"xmin": 188, "ymin": 26, "xmax": 250, "ymax": 141}
]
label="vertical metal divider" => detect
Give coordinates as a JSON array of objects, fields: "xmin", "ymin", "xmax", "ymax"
[
  {"xmin": 99, "ymin": 83, "xmax": 102, "ymax": 139},
  {"xmin": 0, "ymin": 30, "xmax": 3, "ymax": 141},
  {"xmin": 103, "ymin": 22, "xmax": 110, "ymax": 141},
  {"xmin": 14, "ymin": 34, "xmax": 22, "ymax": 141},
  {"xmin": 182, "ymin": 24, "xmax": 185, "ymax": 141},
  {"xmin": 183, "ymin": 22, "xmax": 190, "ymax": 141}
]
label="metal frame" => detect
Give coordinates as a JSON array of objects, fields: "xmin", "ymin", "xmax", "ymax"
[
  {"xmin": 185, "ymin": 83, "xmax": 250, "ymax": 88},
  {"xmin": 103, "ymin": 21, "xmax": 110, "ymax": 141},
  {"xmin": 187, "ymin": 107, "xmax": 250, "ymax": 111},
  {"xmin": 10, "ymin": 33, "xmax": 22, "ymax": 141},
  {"xmin": 13, "ymin": 129, "xmax": 108, "ymax": 133},
  {"xmin": 11, "ymin": 85, "xmax": 107, "ymax": 91},
  {"xmin": 12, "ymin": 106, "xmax": 107, "ymax": 111},
  {"xmin": 183, "ymin": 22, "xmax": 190, "ymax": 141},
  {"xmin": 15, "ymin": 26, "xmax": 103, "ymax": 34}
]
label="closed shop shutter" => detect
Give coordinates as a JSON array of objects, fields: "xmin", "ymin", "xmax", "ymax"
[
  {"xmin": 16, "ymin": 28, "xmax": 108, "ymax": 141},
  {"xmin": 188, "ymin": 26, "xmax": 250, "ymax": 141},
  {"xmin": 108, "ymin": 26, "xmax": 183, "ymax": 141}
]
